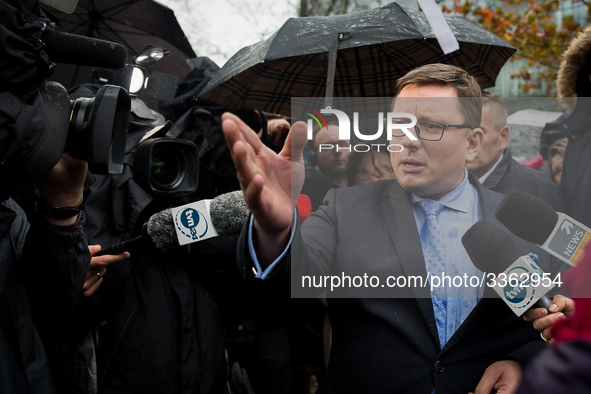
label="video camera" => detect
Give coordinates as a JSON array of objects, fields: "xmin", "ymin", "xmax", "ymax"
[
  {"xmin": 0, "ymin": 0, "xmax": 130, "ymax": 184},
  {"xmin": 95, "ymin": 96, "xmax": 200, "ymax": 198},
  {"xmin": 37, "ymin": 81, "xmax": 130, "ymax": 175},
  {"xmin": 133, "ymin": 137, "xmax": 199, "ymax": 197}
]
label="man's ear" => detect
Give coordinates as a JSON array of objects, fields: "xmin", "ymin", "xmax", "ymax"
[
  {"xmin": 467, "ymin": 128, "xmax": 484, "ymax": 162},
  {"xmin": 499, "ymin": 125, "xmax": 510, "ymax": 151}
]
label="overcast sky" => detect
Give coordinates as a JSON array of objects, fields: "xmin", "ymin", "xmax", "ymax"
[{"xmin": 158, "ymin": 0, "xmax": 299, "ymax": 67}]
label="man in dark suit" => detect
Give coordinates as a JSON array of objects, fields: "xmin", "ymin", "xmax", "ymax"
[
  {"xmin": 222, "ymin": 64, "xmax": 565, "ymax": 393},
  {"xmin": 466, "ymin": 92, "xmax": 566, "ymax": 211}
]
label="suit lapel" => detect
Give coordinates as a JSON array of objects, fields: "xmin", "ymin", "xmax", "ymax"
[{"xmin": 381, "ymin": 181, "xmax": 439, "ymax": 343}]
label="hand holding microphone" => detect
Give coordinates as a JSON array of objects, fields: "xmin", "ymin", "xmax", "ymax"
[
  {"xmin": 83, "ymin": 245, "xmax": 130, "ymax": 297},
  {"xmin": 522, "ymin": 295, "xmax": 574, "ymax": 347}
]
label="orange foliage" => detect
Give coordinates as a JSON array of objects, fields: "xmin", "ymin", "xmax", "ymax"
[{"xmin": 442, "ymin": 0, "xmax": 587, "ymax": 95}]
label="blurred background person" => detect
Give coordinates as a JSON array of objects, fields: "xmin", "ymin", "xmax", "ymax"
[
  {"xmin": 302, "ymin": 122, "xmax": 352, "ymax": 211},
  {"xmin": 547, "ymin": 23, "xmax": 591, "ymax": 227},
  {"xmin": 346, "ymin": 149, "xmax": 394, "ymax": 186},
  {"xmin": 547, "ymin": 137, "xmax": 568, "ymax": 185},
  {"xmin": 259, "ymin": 112, "xmax": 291, "ymax": 152},
  {"xmin": 466, "ymin": 92, "xmax": 565, "ymax": 211}
]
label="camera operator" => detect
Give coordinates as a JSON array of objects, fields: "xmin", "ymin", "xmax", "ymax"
[
  {"xmin": 0, "ymin": 153, "xmax": 91, "ymax": 394},
  {"xmin": 0, "ymin": 0, "xmax": 131, "ymax": 392},
  {"xmin": 75, "ymin": 95, "xmax": 228, "ymax": 393}
]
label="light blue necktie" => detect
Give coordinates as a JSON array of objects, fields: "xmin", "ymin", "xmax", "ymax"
[{"xmin": 418, "ymin": 199, "xmax": 447, "ymax": 349}]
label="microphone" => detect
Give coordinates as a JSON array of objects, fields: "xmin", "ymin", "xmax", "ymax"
[
  {"xmin": 42, "ymin": 30, "xmax": 128, "ymax": 69},
  {"xmin": 495, "ymin": 190, "xmax": 591, "ymax": 267},
  {"xmin": 97, "ymin": 190, "xmax": 250, "ymax": 255},
  {"xmin": 462, "ymin": 220, "xmax": 554, "ymax": 316}
]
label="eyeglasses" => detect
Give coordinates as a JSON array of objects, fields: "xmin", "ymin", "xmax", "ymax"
[{"xmin": 387, "ymin": 119, "xmax": 472, "ymax": 141}]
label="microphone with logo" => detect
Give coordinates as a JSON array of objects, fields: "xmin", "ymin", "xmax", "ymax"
[
  {"xmin": 461, "ymin": 220, "xmax": 553, "ymax": 316},
  {"xmin": 495, "ymin": 190, "xmax": 591, "ymax": 267},
  {"xmin": 97, "ymin": 190, "xmax": 250, "ymax": 256}
]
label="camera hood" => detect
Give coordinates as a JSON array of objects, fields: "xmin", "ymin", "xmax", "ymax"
[{"xmin": 68, "ymin": 84, "xmax": 130, "ymax": 174}]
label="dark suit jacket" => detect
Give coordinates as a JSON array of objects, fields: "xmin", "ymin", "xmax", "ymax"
[
  {"xmin": 480, "ymin": 149, "xmax": 566, "ymax": 212},
  {"xmin": 238, "ymin": 174, "xmax": 567, "ymax": 394}
]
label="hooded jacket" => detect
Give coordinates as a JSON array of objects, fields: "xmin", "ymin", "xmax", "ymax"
[{"xmin": 553, "ymin": 24, "xmax": 591, "ymax": 227}]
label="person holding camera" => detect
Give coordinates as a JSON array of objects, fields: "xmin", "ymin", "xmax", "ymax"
[
  {"xmin": 0, "ymin": 149, "xmax": 94, "ymax": 393},
  {"xmin": 0, "ymin": 1, "xmax": 129, "ymax": 391}
]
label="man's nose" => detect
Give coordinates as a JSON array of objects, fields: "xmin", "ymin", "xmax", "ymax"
[{"xmin": 396, "ymin": 128, "xmax": 421, "ymax": 150}]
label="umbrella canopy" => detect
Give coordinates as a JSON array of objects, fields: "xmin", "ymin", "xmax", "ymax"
[
  {"xmin": 48, "ymin": 0, "xmax": 196, "ymax": 88},
  {"xmin": 200, "ymin": 2, "xmax": 516, "ymax": 116}
]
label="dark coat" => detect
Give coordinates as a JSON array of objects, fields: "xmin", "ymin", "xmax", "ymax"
[
  {"xmin": 301, "ymin": 168, "xmax": 339, "ymax": 212},
  {"xmin": 517, "ymin": 340, "xmax": 591, "ymax": 393},
  {"xmin": 561, "ymin": 130, "xmax": 591, "ymax": 227},
  {"xmin": 1, "ymin": 198, "xmax": 90, "ymax": 394},
  {"xmin": 237, "ymin": 175, "xmax": 568, "ymax": 394},
  {"xmin": 480, "ymin": 149, "xmax": 566, "ymax": 212},
  {"xmin": 83, "ymin": 158, "xmax": 228, "ymax": 393},
  {"xmin": 94, "ymin": 244, "xmax": 228, "ymax": 394},
  {"xmin": 84, "ymin": 180, "xmax": 229, "ymax": 394}
]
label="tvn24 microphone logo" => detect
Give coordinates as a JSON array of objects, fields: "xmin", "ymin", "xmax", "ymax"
[
  {"xmin": 492, "ymin": 255, "xmax": 556, "ymax": 316},
  {"xmin": 171, "ymin": 200, "xmax": 219, "ymax": 246},
  {"xmin": 304, "ymin": 108, "xmax": 418, "ymax": 153}
]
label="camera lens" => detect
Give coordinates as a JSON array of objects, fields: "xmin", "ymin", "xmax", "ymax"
[
  {"xmin": 133, "ymin": 138, "xmax": 198, "ymax": 197},
  {"xmin": 66, "ymin": 84, "xmax": 130, "ymax": 175},
  {"xmin": 150, "ymin": 145, "xmax": 183, "ymax": 190}
]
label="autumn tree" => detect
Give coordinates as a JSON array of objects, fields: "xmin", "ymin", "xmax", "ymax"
[{"xmin": 442, "ymin": 0, "xmax": 588, "ymax": 95}]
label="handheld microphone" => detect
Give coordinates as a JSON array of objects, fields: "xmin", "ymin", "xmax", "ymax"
[
  {"xmin": 462, "ymin": 220, "xmax": 554, "ymax": 316},
  {"xmin": 495, "ymin": 190, "xmax": 591, "ymax": 267},
  {"xmin": 42, "ymin": 30, "xmax": 128, "ymax": 69},
  {"xmin": 97, "ymin": 190, "xmax": 250, "ymax": 255}
]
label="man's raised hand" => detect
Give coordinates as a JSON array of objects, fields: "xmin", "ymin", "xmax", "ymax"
[{"xmin": 222, "ymin": 112, "xmax": 307, "ymax": 263}]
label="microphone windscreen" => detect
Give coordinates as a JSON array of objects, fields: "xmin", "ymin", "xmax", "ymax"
[
  {"xmin": 462, "ymin": 220, "xmax": 521, "ymax": 274},
  {"xmin": 43, "ymin": 30, "xmax": 128, "ymax": 69},
  {"xmin": 495, "ymin": 190, "xmax": 558, "ymax": 245},
  {"xmin": 146, "ymin": 208, "xmax": 178, "ymax": 252},
  {"xmin": 210, "ymin": 190, "xmax": 250, "ymax": 235}
]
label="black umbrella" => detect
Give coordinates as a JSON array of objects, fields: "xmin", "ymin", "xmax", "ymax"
[
  {"xmin": 48, "ymin": 0, "xmax": 196, "ymax": 89},
  {"xmin": 200, "ymin": 2, "xmax": 516, "ymax": 116}
]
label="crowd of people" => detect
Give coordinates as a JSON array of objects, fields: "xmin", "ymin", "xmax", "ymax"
[{"xmin": 3, "ymin": 1, "xmax": 591, "ymax": 394}]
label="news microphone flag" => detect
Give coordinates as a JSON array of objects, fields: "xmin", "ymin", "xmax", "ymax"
[
  {"xmin": 496, "ymin": 190, "xmax": 591, "ymax": 267},
  {"xmin": 540, "ymin": 213, "xmax": 590, "ymax": 267}
]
